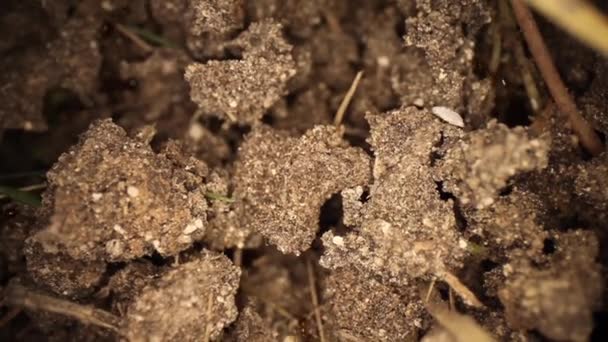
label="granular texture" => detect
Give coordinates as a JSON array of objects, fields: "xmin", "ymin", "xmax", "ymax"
[
  {"xmin": 31, "ymin": 120, "xmax": 208, "ymax": 261},
  {"xmin": 126, "ymin": 252, "xmax": 241, "ymax": 342},
  {"xmin": 234, "ymin": 125, "xmax": 371, "ymax": 254},
  {"xmin": 437, "ymin": 120, "xmax": 550, "ymax": 209}
]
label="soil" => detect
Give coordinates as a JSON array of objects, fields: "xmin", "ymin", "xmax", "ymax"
[{"xmin": 1, "ymin": 0, "xmax": 608, "ymax": 341}]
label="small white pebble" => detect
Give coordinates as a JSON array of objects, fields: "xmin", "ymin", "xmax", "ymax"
[
  {"xmin": 413, "ymin": 98, "xmax": 425, "ymax": 107},
  {"xmin": 459, "ymin": 238, "xmax": 468, "ymax": 249},
  {"xmin": 194, "ymin": 218, "xmax": 204, "ymax": 229},
  {"xmin": 431, "ymin": 106, "xmax": 465, "ymax": 128},
  {"xmin": 332, "ymin": 236, "xmax": 345, "ymax": 247},
  {"xmin": 91, "ymin": 193, "xmax": 103, "ymax": 202},
  {"xmin": 377, "ymin": 56, "xmax": 390, "ymax": 68},
  {"xmin": 127, "ymin": 186, "xmax": 140, "ymax": 198},
  {"xmin": 228, "ymin": 99, "xmax": 238, "ymax": 108},
  {"xmin": 188, "ymin": 122, "xmax": 205, "ymax": 141}
]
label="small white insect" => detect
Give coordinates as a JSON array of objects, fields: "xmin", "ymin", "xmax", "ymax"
[{"xmin": 431, "ymin": 106, "xmax": 465, "ymax": 128}]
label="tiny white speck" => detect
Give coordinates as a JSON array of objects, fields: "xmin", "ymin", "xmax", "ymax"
[
  {"xmin": 228, "ymin": 99, "xmax": 238, "ymax": 108},
  {"xmin": 431, "ymin": 106, "xmax": 464, "ymax": 128},
  {"xmin": 127, "ymin": 186, "xmax": 139, "ymax": 198},
  {"xmin": 459, "ymin": 238, "xmax": 468, "ymax": 249},
  {"xmin": 92, "ymin": 193, "xmax": 103, "ymax": 202}
]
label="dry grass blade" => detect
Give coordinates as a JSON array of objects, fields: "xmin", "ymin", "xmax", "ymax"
[
  {"xmin": 440, "ymin": 271, "xmax": 483, "ymax": 308},
  {"xmin": 306, "ymin": 258, "xmax": 325, "ymax": 342},
  {"xmin": 525, "ymin": 0, "xmax": 608, "ymax": 56},
  {"xmin": 4, "ymin": 284, "xmax": 121, "ymax": 333},
  {"xmin": 334, "ymin": 71, "xmax": 364, "ymax": 126},
  {"xmin": 511, "ymin": 0, "xmax": 604, "ymax": 156},
  {"xmin": 427, "ymin": 306, "xmax": 496, "ymax": 342},
  {"xmin": 114, "ymin": 23, "xmax": 153, "ymax": 53},
  {"xmin": 203, "ymin": 292, "xmax": 213, "ymax": 342}
]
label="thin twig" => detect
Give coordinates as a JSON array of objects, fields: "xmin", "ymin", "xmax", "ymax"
[
  {"xmin": 334, "ymin": 71, "xmax": 364, "ymax": 126},
  {"xmin": 203, "ymin": 292, "xmax": 213, "ymax": 342},
  {"xmin": 0, "ymin": 183, "xmax": 46, "ymax": 201},
  {"xmin": 114, "ymin": 23, "xmax": 153, "ymax": 53},
  {"xmin": 425, "ymin": 278, "xmax": 437, "ymax": 303},
  {"xmin": 440, "ymin": 271, "xmax": 483, "ymax": 308},
  {"xmin": 4, "ymin": 284, "xmax": 121, "ymax": 333},
  {"xmin": 306, "ymin": 258, "xmax": 325, "ymax": 342},
  {"xmin": 511, "ymin": 0, "xmax": 603, "ymax": 156}
]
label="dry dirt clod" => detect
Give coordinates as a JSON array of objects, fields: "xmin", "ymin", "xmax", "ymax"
[
  {"xmin": 402, "ymin": 0, "xmax": 491, "ymax": 112},
  {"xmin": 233, "ymin": 125, "xmax": 372, "ymax": 255},
  {"xmin": 30, "ymin": 119, "xmax": 208, "ymax": 262},
  {"xmin": 462, "ymin": 187, "xmax": 548, "ymax": 256},
  {"xmin": 498, "ymin": 230, "xmax": 603, "ymax": 342},
  {"xmin": 125, "ymin": 252, "xmax": 241, "ymax": 342},
  {"xmin": 24, "ymin": 240, "xmax": 106, "ymax": 299},
  {"xmin": 323, "ymin": 267, "xmax": 425, "ymax": 342},
  {"xmin": 322, "ymin": 107, "xmax": 467, "ymax": 284},
  {"xmin": 436, "ymin": 120, "xmax": 551, "ymax": 209},
  {"xmin": 185, "ymin": 20, "xmax": 296, "ymax": 124}
]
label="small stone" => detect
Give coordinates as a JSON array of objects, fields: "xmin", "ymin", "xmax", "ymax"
[
  {"xmin": 127, "ymin": 186, "xmax": 140, "ymax": 198},
  {"xmin": 332, "ymin": 236, "xmax": 345, "ymax": 247},
  {"xmin": 91, "ymin": 193, "xmax": 103, "ymax": 202}
]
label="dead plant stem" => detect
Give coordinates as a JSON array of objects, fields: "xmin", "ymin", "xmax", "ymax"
[{"xmin": 511, "ymin": 0, "xmax": 603, "ymax": 156}]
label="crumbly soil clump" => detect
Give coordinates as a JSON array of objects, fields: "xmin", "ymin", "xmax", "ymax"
[
  {"xmin": 2, "ymin": 0, "xmax": 608, "ymax": 341},
  {"xmin": 30, "ymin": 119, "xmax": 209, "ymax": 262}
]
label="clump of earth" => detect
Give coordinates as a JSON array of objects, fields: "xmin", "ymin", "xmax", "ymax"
[{"xmin": 1, "ymin": 0, "xmax": 608, "ymax": 341}]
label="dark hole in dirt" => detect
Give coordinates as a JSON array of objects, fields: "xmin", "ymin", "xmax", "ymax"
[
  {"xmin": 591, "ymin": 312, "xmax": 608, "ymax": 341},
  {"xmin": 200, "ymin": 116, "xmax": 225, "ymax": 134},
  {"xmin": 430, "ymin": 131, "xmax": 445, "ymax": 167},
  {"xmin": 319, "ymin": 193, "xmax": 343, "ymax": 234},
  {"xmin": 472, "ymin": 24, "xmax": 491, "ymax": 78},
  {"xmin": 261, "ymin": 113, "xmax": 276, "ymax": 125},
  {"xmin": 343, "ymin": 130, "xmax": 372, "ymax": 156},
  {"xmin": 226, "ymin": 124, "xmax": 251, "ymax": 155},
  {"xmin": 480, "ymin": 259, "xmax": 499, "ymax": 273},
  {"xmin": 453, "ymin": 203, "xmax": 468, "ymax": 232},
  {"xmin": 0, "ymin": 255, "xmax": 8, "ymax": 285},
  {"xmin": 149, "ymin": 131, "xmax": 170, "ymax": 153},
  {"xmin": 434, "ymin": 181, "xmax": 455, "ymax": 201},
  {"xmin": 144, "ymin": 251, "xmax": 167, "ymax": 267},
  {"xmin": 437, "ymin": 282, "xmax": 450, "ymax": 301},
  {"xmin": 359, "ymin": 188, "xmax": 370, "ymax": 203},
  {"xmin": 499, "ymin": 185, "xmax": 514, "ymax": 197},
  {"xmin": 43, "ymin": 88, "xmax": 83, "ymax": 126},
  {"xmin": 497, "ymin": 93, "xmax": 533, "ymax": 127},
  {"xmin": 542, "ymin": 238, "xmax": 556, "ymax": 255}
]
